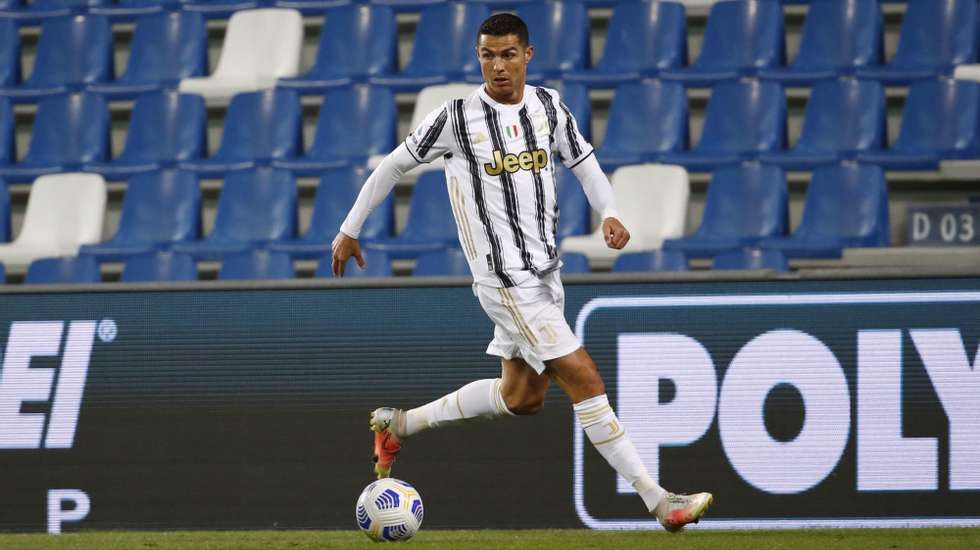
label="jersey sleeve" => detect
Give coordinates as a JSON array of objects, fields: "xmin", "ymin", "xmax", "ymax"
[
  {"xmin": 547, "ymin": 89, "xmax": 595, "ymax": 169},
  {"xmin": 403, "ymin": 102, "xmax": 453, "ymax": 164}
]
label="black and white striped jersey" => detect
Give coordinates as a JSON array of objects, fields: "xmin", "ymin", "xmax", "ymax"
[{"xmin": 404, "ymin": 84, "xmax": 594, "ymax": 288}]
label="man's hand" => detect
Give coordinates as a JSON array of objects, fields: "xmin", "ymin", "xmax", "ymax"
[
  {"xmin": 331, "ymin": 232, "xmax": 365, "ymax": 277},
  {"xmin": 602, "ymin": 217, "xmax": 630, "ymax": 250}
]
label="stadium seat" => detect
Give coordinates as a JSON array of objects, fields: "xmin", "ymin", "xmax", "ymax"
[
  {"xmin": 268, "ymin": 165, "xmax": 394, "ymax": 259},
  {"xmin": 954, "ymin": 64, "xmax": 980, "ymax": 83},
  {"xmin": 554, "ymin": 165, "xmax": 589, "ymax": 242},
  {"xmin": 0, "ymin": 15, "xmax": 112, "ymax": 103},
  {"xmin": 856, "ymin": 78, "xmax": 980, "ymax": 170},
  {"xmin": 660, "ymin": 0, "xmax": 784, "ymax": 86},
  {"xmin": 0, "ymin": 20, "xmax": 20, "ymax": 89},
  {"xmin": 0, "ymin": 180, "xmax": 8, "ymax": 242},
  {"xmin": 712, "ymin": 248, "xmax": 789, "ymax": 271},
  {"xmin": 363, "ymin": 170, "xmax": 458, "ymax": 259},
  {"xmin": 758, "ymin": 0, "xmax": 882, "ymax": 85},
  {"xmin": 78, "ymin": 170, "xmax": 202, "ymax": 260},
  {"xmin": 273, "ymin": 85, "xmax": 396, "ymax": 175},
  {"xmin": 856, "ymin": 0, "xmax": 977, "ymax": 84},
  {"xmin": 517, "ymin": 0, "xmax": 589, "ymax": 82},
  {"xmin": 561, "ymin": 164, "xmax": 689, "ymax": 264},
  {"xmin": 318, "ymin": 248, "xmax": 393, "ymax": 278},
  {"xmin": 550, "ymin": 80, "xmax": 592, "ymax": 142},
  {"xmin": 0, "ymin": 173, "xmax": 106, "ymax": 268},
  {"xmin": 466, "ymin": 0, "xmax": 537, "ymax": 8},
  {"xmin": 218, "ymin": 249, "xmax": 296, "ymax": 280},
  {"xmin": 759, "ymin": 78, "xmax": 885, "ymax": 171},
  {"xmin": 87, "ymin": 12, "xmax": 207, "ymax": 99},
  {"xmin": 559, "ymin": 251, "xmax": 589, "ymax": 273},
  {"xmin": 612, "ymin": 250, "xmax": 688, "ymax": 273},
  {"xmin": 413, "ymin": 247, "xmax": 470, "ymax": 277},
  {"xmin": 171, "ymin": 168, "xmax": 297, "ymax": 260},
  {"xmin": 659, "ymin": 79, "xmax": 786, "ymax": 171},
  {"xmin": 179, "ymin": 88, "xmax": 302, "ymax": 177},
  {"xmin": 759, "ymin": 162, "xmax": 889, "ymax": 258},
  {"xmin": 90, "ymin": 0, "xmax": 187, "ymax": 21},
  {"xmin": 0, "ymin": 261, "xmax": 4, "ymax": 283},
  {"xmin": 370, "ymin": 0, "xmax": 447, "ymax": 11},
  {"xmin": 121, "ymin": 250, "xmax": 199, "ymax": 282},
  {"xmin": 178, "ymin": 8, "xmax": 303, "ymax": 99},
  {"xmin": 0, "ymin": 0, "xmax": 107, "ymax": 23},
  {"xmin": 596, "ymin": 80, "xmax": 688, "ymax": 171},
  {"xmin": 278, "ymin": 4, "xmax": 396, "ymax": 92},
  {"xmin": 564, "ymin": 0, "xmax": 686, "ymax": 87},
  {"xmin": 273, "ymin": 0, "xmax": 352, "ymax": 15},
  {"xmin": 0, "ymin": 93, "xmax": 109, "ymax": 183},
  {"xmin": 0, "ymin": 97, "xmax": 12, "ymax": 168},
  {"xmin": 369, "ymin": 2, "xmax": 488, "ymax": 92},
  {"xmin": 84, "ymin": 91, "xmax": 207, "ymax": 178},
  {"xmin": 662, "ymin": 163, "xmax": 788, "ymax": 258},
  {"xmin": 183, "ymin": 0, "xmax": 261, "ymax": 19},
  {"xmin": 25, "ymin": 255, "xmax": 101, "ymax": 284}
]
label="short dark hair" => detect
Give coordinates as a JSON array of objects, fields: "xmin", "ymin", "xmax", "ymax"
[{"xmin": 477, "ymin": 13, "xmax": 529, "ymax": 47}]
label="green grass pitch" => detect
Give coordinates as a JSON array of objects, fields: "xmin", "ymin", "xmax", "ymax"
[{"xmin": 1, "ymin": 529, "xmax": 978, "ymax": 549}]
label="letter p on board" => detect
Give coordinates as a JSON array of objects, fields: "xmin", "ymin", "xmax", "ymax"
[{"xmin": 47, "ymin": 489, "xmax": 90, "ymax": 534}]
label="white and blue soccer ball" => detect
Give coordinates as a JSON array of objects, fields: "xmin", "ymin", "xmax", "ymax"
[{"xmin": 355, "ymin": 478, "xmax": 424, "ymax": 542}]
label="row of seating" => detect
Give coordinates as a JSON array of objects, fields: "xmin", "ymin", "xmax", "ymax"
[
  {"xmin": 0, "ymin": 0, "xmax": 969, "ymax": 102},
  {"xmin": 0, "ymin": 73, "xmax": 971, "ymax": 184},
  {"xmin": 0, "ymin": 160, "xmax": 888, "ymax": 275}
]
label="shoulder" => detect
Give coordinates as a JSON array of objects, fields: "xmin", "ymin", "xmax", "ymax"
[{"xmin": 530, "ymin": 85, "xmax": 560, "ymax": 104}]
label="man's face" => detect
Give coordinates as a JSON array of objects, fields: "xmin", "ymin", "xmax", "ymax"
[{"xmin": 477, "ymin": 33, "xmax": 533, "ymax": 103}]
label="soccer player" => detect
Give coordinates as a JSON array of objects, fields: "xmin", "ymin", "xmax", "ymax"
[{"xmin": 332, "ymin": 13, "xmax": 712, "ymax": 532}]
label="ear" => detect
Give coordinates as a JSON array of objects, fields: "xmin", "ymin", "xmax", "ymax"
[{"xmin": 525, "ymin": 45, "xmax": 534, "ymax": 64}]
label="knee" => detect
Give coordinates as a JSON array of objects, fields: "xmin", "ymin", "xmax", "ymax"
[{"xmin": 504, "ymin": 392, "xmax": 546, "ymax": 416}]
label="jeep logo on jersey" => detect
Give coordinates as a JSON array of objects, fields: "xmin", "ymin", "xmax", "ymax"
[
  {"xmin": 484, "ymin": 148, "xmax": 548, "ymax": 177},
  {"xmin": 0, "ymin": 321, "xmax": 108, "ymax": 450}
]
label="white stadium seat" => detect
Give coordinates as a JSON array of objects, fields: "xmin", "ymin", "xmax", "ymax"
[
  {"xmin": 0, "ymin": 173, "xmax": 106, "ymax": 268},
  {"xmin": 953, "ymin": 64, "xmax": 980, "ymax": 83},
  {"xmin": 179, "ymin": 9, "xmax": 303, "ymax": 100},
  {"xmin": 561, "ymin": 164, "xmax": 689, "ymax": 265}
]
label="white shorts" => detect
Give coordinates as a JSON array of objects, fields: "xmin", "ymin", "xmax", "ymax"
[{"xmin": 474, "ymin": 270, "xmax": 581, "ymax": 374}]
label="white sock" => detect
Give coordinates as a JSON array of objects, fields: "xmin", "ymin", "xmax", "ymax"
[
  {"xmin": 574, "ymin": 394, "xmax": 666, "ymax": 512},
  {"xmin": 403, "ymin": 378, "xmax": 515, "ymax": 437}
]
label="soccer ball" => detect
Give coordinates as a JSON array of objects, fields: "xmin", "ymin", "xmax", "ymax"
[{"xmin": 355, "ymin": 478, "xmax": 424, "ymax": 542}]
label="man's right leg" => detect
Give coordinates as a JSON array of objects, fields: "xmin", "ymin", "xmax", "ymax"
[{"xmin": 370, "ymin": 358, "xmax": 549, "ymax": 478}]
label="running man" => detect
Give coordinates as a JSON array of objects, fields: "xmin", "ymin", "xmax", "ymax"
[{"xmin": 332, "ymin": 13, "xmax": 712, "ymax": 532}]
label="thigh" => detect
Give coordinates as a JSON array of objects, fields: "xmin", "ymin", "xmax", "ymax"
[{"xmin": 501, "ymin": 357, "xmax": 551, "ymax": 397}]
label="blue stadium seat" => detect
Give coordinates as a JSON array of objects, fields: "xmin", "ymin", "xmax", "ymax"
[
  {"xmin": 363, "ymin": 170, "xmax": 457, "ymax": 259},
  {"xmin": 0, "ymin": 93, "xmax": 109, "ymax": 183},
  {"xmin": 560, "ymin": 251, "xmax": 589, "ymax": 273},
  {"xmin": 0, "ymin": 20, "xmax": 20, "ymax": 89},
  {"xmin": 0, "ymin": 180, "xmax": 8, "ymax": 242},
  {"xmin": 218, "ymin": 249, "xmax": 295, "ymax": 280},
  {"xmin": 84, "ymin": 91, "xmax": 207, "ymax": 178},
  {"xmin": 25, "ymin": 255, "xmax": 101, "ymax": 284},
  {"xmin": 179, "ymin": 89, "xmax": 302, "ymax": 177},
  {"xmin": 0, "ymin": 15, "xmax": 112, "ymax": 103},
  {"xmin": 857, "ymin": 78, "xmax": 980, "ymax": 170},
  {"xmin": 518, "ymin": 0, "xmax": 589, "ymax": 82},
  {"xmin": 0, "ymin": 0, "xmax": 108, "ymax": 23},
  {"xmin": 659, "ymin": 80, "xmax": 786, "ymax": 171},
  {"xmin": 0, "ymin": 97, "xmax": 12, "ymax": 168},
  {"xmin": 369, "ymin": 2, "xmax": 489, "ymax": 92},
  {"xmin": 660, "ymin": 0, "xmax": 784, "ymax": 86},
  {"xmin": 87, "ymin": 12, "xmax": 207, "ymax": 99},
  {"xmin": 555, "ymin": 165, "xmax": 590, "ymax": 242},
  {"xmin": 269, "ymin": 165, "xmax": 394, "ymax": 259},
  {"xmin": 273, "ymin": 0, "xmax": 352, "ymax": 15},
  {"xmin": 564, "ymin": 0, "xmax": 686, "ymax": 87},
  {"xmin": 273, "ymin": 85, "xmax": 396, "ymax": 175},
  {"xmin": 759, "ymin": 78, "xmax": 885, "ymax": 171},
  {"xmin": 466, "ymin": 0, "xmax": 537, "ymax": 8},
  {"xmin": 759, "ymin": 0, "xmax": 882, "ymax": 85},
  {"xmin": 0, "ymin": 261, "xmax": 4, "ymax": 283},
  {"xmin": 856, "ymin": 0, "xmax": 977, "ymax": 84},
  {"xmin": 760, "ymin": 162, "xmax": 889, "ymax": 258},
  {"xmin": 549, "ymin": 80, "xmax": 592, "ymax": 141},
  {"xmin": 413, "ymin": 247, "xmax": 469, "ymax": 276},
  {"xmin": 370, "ymin": 0, "xmax": 446, "ymax": 11},
  {"xmin": 171, "ymin": 168, "xmax": 298, "ymax": 260},
  {"xmin": 183, "ymin": 0, "xmax": 259, "ymax": 19},
  {"xmin": 596, "ymin": 80, "xmax": 688, "ymax": 171},
  {"xmin": 278, "ymin": 4, "xmax": 396, "ymax": 91},
  {"xmin": 121, "ymin": 250, "xmax": 198, "ymax": 282},
  {"xmin": 612, "ymin": 250, "xmax": 688, "ymax": 273},
  {"xmin": 663, "ymin": 163, "xmax": 788, "ymax": 258},
  {"xmin": 318, "ymin": 248, "xmax": 393, "ymax": 278},
  {"xmin": 90, "ymin": 0, "xmax": 188, "ymax": 21},
  {"xmin": 712, "ymin": 248, "xmax": 789, "ymax": 271},
  {"xmin": 79, "ymin": 170, "xmax": 201, "ymax": 260}
]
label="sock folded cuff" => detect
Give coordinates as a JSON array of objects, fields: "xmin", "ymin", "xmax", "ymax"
[
  {"xmin": 491, "ymin": 378, "xmax": 517, "ymax": 417},
  {"xmin": 573, "ymin": 394, "xmax": 614, "ymax": 428}
]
